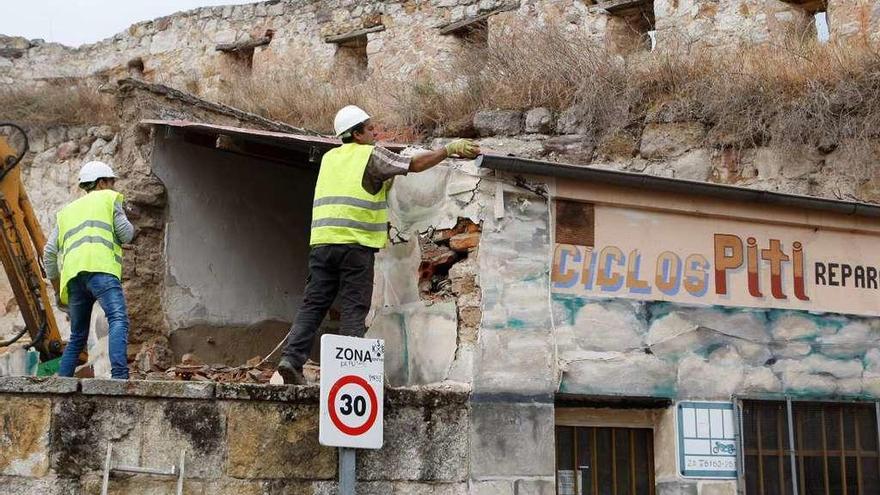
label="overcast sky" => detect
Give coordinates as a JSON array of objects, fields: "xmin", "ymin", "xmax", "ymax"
[{"xmin": 0, "ymin": 0, "xmax": 257, "ymax": 47}]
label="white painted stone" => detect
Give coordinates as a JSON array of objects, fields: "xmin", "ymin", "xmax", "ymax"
[
  {"xmin": 772, "ymin": 342, "xmax": 812, "ymax": 358},
  {"xmin": 838, "ymin": 377, "xmax": 863, "ymax": 396},
  {"xmin": 818, "ymin": 321, "xmax": 880, "ymax": 358},
  {"xmin": 865, "ymin": 349, "xmax": 880, "ymax": 373},
  {"xmin": 677, "ymin": 350, "xmax": 744, "ymax": 399},
  {"xmin": 770, "ymin": 313, "xmax": 820, "ymax": 341},
  {"xmin": 562, "ymin": 351, "xmax": 675, "ymax": 396},
  {"xmin": 405, "ymin": 302, "xmax": 459, "ymax": 384},
  {"xmin": 741, "ymin": 366, "xmax": 783, "ymax": 394},
  {"xmin": 863, "ymin": 373, "xmax": 880, "ymax": 396},
  {"xmin": 647, "ymin": 312, "xmax": 700, "ymax": 350},
  {"xmin": 570, "ymin": 300, "xmax": 646, "ymax": 352},
  {"xmin": 801, "ymin": 354, "xmax": 863, "ymax": 379}
]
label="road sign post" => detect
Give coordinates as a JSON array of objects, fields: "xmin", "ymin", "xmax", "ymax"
[{"xmin": 319, "ymin": 334, "xmax": 385, "ymax": 493}]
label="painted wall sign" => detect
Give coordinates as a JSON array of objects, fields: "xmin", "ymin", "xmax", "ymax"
[
  {"xmin": 552, "ymin": 204, "xmax": 880, "ymax": 316},
  {"xmin": 677, "ymin": 401, "xmax": 738, "ymax": 479}
]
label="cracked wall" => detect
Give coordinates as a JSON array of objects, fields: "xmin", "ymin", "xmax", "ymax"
[{"xmin": 368, "ymin": 154, "xmax": 493, "ymax": 388}]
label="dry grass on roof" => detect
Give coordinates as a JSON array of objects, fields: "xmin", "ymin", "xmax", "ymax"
[
  {"xmin": 0, "ymin": 82, "xmax": 116, "ymax": 128},
  {"xmin": 220, "ymin": 26, "xmax": 880, "ymax": 155}
]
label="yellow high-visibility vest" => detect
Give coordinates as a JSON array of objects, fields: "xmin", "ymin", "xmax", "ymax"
[
  {"xmin": 310, "ymin": 143, "xmax": 389, "ymax": 249},
  {"xmin": 56, "ymin": 190, "xmax": 123, "ymax": 304}
]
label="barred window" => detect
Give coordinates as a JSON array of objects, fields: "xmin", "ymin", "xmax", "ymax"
[
  {"xmin": 555, "ymin": 425, "xmax": 655, "ymax": 495},
  {"xmin": 742, "ymin": 400, "xmax": 880, "ymax": 494}
]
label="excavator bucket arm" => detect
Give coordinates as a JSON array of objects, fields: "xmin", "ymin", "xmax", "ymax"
[{"xmin": 0, "ymin": 123, "xmax": 64, "ymax": 362}]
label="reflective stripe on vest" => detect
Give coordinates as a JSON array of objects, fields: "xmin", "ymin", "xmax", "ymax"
[
  {"xmin": 57, "ymin": 189, "xmax": 124, "ymax": 304},
  {"xmin": 310, "ymin": 143, "xmax": 389, "ymax": 249}
]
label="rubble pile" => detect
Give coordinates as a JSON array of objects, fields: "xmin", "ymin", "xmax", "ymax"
[{"xmin": 133, "ymin": 353, "xmax": 276, "ymax": 383}]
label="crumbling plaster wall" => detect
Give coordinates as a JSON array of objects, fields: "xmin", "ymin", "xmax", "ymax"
[
  {"xmin": 365, "ymin": 153, "xmax": 557, "ymax": 491},
  {"xmin": 150, "ymin": 133, "xmax": 314, "ymax": 330},
  {"xmin": 2, "ymin": 0, "xmax": 879, "ymax": 92}
]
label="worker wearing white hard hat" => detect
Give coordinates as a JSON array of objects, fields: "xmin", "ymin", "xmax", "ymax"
[
  {"xmin": 43, "ymin": 160, "xmax": 136, "ymax": 379},
  {"xmin": 277, "ymin": 105, "xmax": 481, "ymax": 384}
]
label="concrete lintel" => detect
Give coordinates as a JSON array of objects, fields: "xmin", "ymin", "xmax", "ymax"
[
  {"xmin": 215, "ymin": 382, "xmax": 319, "ymax": 402},
  {"xmin": 0, "ymin": 376, "xmax": 80, "ymax": 394},
  {"xmin": 325, "ymin": 25, "xmax": 385, "ymax": 44},
  {"xmin": 80, "ymin": 378, "xmax": 215, "ymax": 399}
]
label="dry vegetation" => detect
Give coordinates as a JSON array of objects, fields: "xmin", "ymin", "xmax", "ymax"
[
  {"xmin": 0, "ymin": 83, "xmax": 116, "ymax": 127},
  {"xmin": 221, "ymin": 27, "xmax": 880, "ymax": 154}
]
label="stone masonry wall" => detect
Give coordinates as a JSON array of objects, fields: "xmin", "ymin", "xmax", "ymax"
[
  {"xmin": 0, "ymin": 376, "xmax": 469, "ymax": 495},
  {"xmin": 2, "ymin": 0, "xmax": 879, "ymax": 95}
]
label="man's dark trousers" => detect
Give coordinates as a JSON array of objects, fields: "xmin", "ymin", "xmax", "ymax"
[{"xmin": 281, "ymin": 244, "xmax": 376, "ymax": 369}]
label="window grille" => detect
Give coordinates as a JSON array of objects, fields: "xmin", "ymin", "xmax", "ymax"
[
  {"xmin": 742, "ymin": 400, "xmax": 880, "ymax": 495},
  {"xmin": 556, "ymin": 425, "xmax": 655, "ymax": 495}
]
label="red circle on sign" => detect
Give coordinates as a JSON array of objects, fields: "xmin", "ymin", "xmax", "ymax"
[{"xmin": 327, "ymin": 375, "xmax": 379, "ymax": 436}]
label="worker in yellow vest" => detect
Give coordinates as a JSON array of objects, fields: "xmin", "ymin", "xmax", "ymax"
[
  {"xmin": 43, "ymin": 161, "xmax": 135, "ymax": 379},
  {"xmin": 277, "ymin": 105, "xmax": 480, "ymax": 384}
]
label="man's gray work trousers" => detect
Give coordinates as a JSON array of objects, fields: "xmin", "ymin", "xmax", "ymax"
[{"xmin": 281, "ymin": 244, "xmax": 376, "ymax": 369}]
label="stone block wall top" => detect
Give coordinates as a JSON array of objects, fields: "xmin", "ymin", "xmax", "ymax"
[
  {"xmin": 0, "ymin": 376, "xmax": 79, "ymax": 394},
  {"xmin": 80, "ymin": 378, "xmax": 215, "ymax": 399}
]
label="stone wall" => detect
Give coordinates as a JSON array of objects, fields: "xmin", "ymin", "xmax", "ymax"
[
  {"xmin": 0, "ymin": 376, "xmax": 469, "ymax": 494},
  {"xmin": 471, "ymin": 107, "xmax": 880, "ymax": 204},
  {"xmin": 2, "ymin": 0, "xmax": 879, "ymax": 95}
]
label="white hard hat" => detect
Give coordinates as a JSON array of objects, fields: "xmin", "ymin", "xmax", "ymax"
[
  {"xmin": 333, "ymin": 105, "xmax": 370, "ymax": 136},
  {"xmin": 78, "ymin": 161, "xmax": 116, "ymax": 184}
]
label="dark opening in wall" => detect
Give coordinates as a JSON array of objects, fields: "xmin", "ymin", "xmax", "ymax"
[
  {"xmin": 439, "ymin": 16, "xmax": 490, "ymax": 47},
  {"xmin": 127, "ymin": 57, "xmax": 145, "ymax": 79},
  {"xmin": 325, "ymin": 25, "xmax": 385, "ymax": 82},
  {"xmin": 333, "ymin": 35, "xmax": 369, "ymax": 80},
  {"xmin": 600, "ymin": 0, "xmax": 656, "ymax": 54},
  {"xmin": 215, "ymin": 31, "xmax": 274, "ymax": 75}
]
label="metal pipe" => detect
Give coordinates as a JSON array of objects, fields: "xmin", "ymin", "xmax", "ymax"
[
  {"xmin": 733, "ymin": 398, "xmax": 746, "ymax": 495},
  {"xmin": 786, "ymin": 397, "xmax": 799, "ymax": 495},
  {"xmin": 339, "ymin": 448, "xmax": 356, "ymax": 495},
  {"xmin": 113, "ymin": 465, "xmax": 177, "ymax": 476}
]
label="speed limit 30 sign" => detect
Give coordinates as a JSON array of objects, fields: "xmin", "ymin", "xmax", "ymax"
[{"xmin": 319, "ymin": 334, "xmax": 384, "ymax": 449}]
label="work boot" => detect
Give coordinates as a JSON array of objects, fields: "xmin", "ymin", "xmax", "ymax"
[{"xmin": 277, "ymin": 357, "xmax": 306, "ymax": 385}]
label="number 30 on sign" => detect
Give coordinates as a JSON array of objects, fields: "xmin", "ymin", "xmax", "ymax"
[{"xmin": 319, "ymin": 334, "xmax": 384, "ymax": 449}]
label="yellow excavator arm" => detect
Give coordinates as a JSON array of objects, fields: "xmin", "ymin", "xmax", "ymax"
[{"xmin": 0, "ymin": 123, "xmax": 64, "ymax": 365}]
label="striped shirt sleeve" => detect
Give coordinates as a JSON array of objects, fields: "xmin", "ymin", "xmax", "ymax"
[
  {"xmin": 362, "ymin": 146, "xmax": 411, "ymax": 195},
  {"xmin": 43, "ymin": 225, "xmax": 60, "ymax": 280}
]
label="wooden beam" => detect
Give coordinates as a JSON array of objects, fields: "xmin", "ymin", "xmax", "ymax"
[
  {"xmin": 780, "ymin": 0, "xmax": 827, "ymax": 12},
  {"xmin": 437, "ymin": 5, "xmax": 517, "ymax": 35},
  {"xmin": 216, "ymin": 36, "xmax": 272, "ymax": 53},
  {"xmin": 324, "ymin": 25, "xmax": 385, "ymax": 44},
  {"xmin": 593, "ymin": 0, "xmax": 653, "ymax": 14}
]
